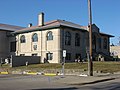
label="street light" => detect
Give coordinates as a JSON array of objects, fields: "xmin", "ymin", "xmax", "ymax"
[{"xmin": 88, "ymin": 0, "xmax": 93, "ymax": 76}]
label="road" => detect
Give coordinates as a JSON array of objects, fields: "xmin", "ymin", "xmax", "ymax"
[
  {"xmin": 77, "ymin": 77, "xmax": 120, "ymax": 90},
  {"xmin": 0, "ymin": 74, "xmax": 74, "ymax": 90},
  {"xmin": 0, "ymin": 74, "xmax": 120, "ymax": 90}
]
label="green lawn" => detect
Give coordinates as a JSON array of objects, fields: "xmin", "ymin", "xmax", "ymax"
[{"xmin": 1, "ymin": 61, "xmax": 120, "ymax": 73}]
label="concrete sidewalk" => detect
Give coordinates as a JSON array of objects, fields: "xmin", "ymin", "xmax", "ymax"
[{"xmin": 52, "ymin": 74, "xmax": 120, "ymax": 85}]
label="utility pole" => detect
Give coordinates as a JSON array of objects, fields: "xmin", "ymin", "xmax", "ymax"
[{"xmin": 88, "ymin": 0, "xmax": 93, "ymax": 76}]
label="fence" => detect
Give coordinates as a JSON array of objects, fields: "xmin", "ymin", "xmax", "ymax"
[{"xmin": 10, "ymin": 56, "xmax": 41, "ymax": 67}]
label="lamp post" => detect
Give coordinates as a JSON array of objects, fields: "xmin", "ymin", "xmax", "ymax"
[{"xmin": 88, "ymin": 0, "xmax": 93, "ymax": 76}]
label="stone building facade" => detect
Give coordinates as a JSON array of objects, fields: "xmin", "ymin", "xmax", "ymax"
[
  {"xmin": 110, "ymin": 46, "xmax": 120, "ymax": 58},
  {"xmin": 0, "ymin": 24, "xmax": 24, "ymax": 60},
  {"xmin": 0, "ymin": 13, "xmax": 114, "ymax": 63}
]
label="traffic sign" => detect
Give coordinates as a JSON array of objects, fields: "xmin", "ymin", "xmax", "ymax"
[{"xmin": 63, "ymin": 50, "xmax": 66, "ymax": 57}]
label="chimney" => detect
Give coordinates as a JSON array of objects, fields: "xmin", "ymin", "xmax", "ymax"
[
  {"xmin": 38, "ymin": 12, "xmax": 44, "ymax": 26},
  {"xmin": 28, "ymin": 23, "xmax": 32, "ymax": 27}
]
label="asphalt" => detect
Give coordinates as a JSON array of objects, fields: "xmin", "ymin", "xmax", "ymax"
[
  {"xmin": 57, "ymin": 72, "xmax": 120, "ymax": 85},
  {"xmin": 1, "ymin": 69, "xmax": 120, "ymax": 85},
  {"xmin": 0, "ymin": 73, "xmax": 117, "ymax": 85},
  {"xmin": 54, "ymin": 75, "xmax": 116, "ymax": 85}
]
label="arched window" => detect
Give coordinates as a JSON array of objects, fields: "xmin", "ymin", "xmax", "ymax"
[
  {"xmin": 103, "ymin": 38, "xmax": 107, "ymax": 49},
  {"xmin": 98, "ymin": 38, "xmax": 101, "ymax": 49},
  {"xmin": 65, "ymin": 31, "xmax": 71, "ymax": 45},
  {"xmin": 75, "ymin": 33, "xmax": 80, "ymax": 46},
  {"xmin": 32, "ymin": 33, "xmax": 38, "ymax": 42},
  {"xmin": 20, "ymin": 35, "xmax": 26, "ymax": 43},
  {"xmin": 47, "ymin": 31, "xmax": 53, "ymax": 40}
]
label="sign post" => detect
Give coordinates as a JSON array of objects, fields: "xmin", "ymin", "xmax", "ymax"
[{"xmin": 62, "ymin": 50, "xmax": 66, "ymax": 77}]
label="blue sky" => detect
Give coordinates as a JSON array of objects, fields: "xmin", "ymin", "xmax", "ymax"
[{"xmin": 0, "ymin": 0, "xmax": 119, "ymax": 45}]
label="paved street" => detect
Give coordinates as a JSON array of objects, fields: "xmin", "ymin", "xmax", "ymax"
[
  {"xmin": 0, "ymin": 74, "xmax": 120, "ymax": 90},
  {"xmin": 77, "ymin": 78, "xmax": 120, "ymax": 90},
  {"xmin": 0, "ymin": 75, "xmax": 74, "ymax": 90}
]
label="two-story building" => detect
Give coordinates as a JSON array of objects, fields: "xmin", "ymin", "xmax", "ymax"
[
  {"xmin": 0, "ymin": 24, "xmax": 24, "ymax": 60},
  {"xmin": 0, "ymin": 12, "xmax": 114, "ymax": 63},
  {"xmin": 9, "ymin": 13, "xmax": 113, "ymax": 63}
]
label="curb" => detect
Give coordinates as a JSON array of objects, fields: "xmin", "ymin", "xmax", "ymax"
[
  {"xmin": 0, "ymin": 72, "xmax": 9, "ymax": 74},
  {"xmin": 26, "ymin": 72, "xmax": 38, "ymax": 75},
  {"xmin": 44, "ymin": 73, "xmax": 57, "ymax": 76},
  {"xmin": 70, "ymin": 78, "xmax": 116, "ymax": 85}
]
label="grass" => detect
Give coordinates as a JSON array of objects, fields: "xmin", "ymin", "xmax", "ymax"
[
  {"xmin": 93, "ymin": 61, "xmax": 120, "ymax": 73},
  {"xmin": 0, "ymin": 61, "xmax": 120, "ymax": 73}
]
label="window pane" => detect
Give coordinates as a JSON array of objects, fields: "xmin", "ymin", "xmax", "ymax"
[
  {"xmin": 46, "ymin": 53, "xmax": 53, "ymax": 60},
  {"xmin": 98, "ymin": 38, "xmax": 101, "ymax": 49},
  {"xmin": 75, "ymin": 33, "xmax": 80, "ymax": 46},
  {"xmin": 10, "ymin": 41, "xmax": 16, "ymax": 52},
  {"xmin": 20, "ymin": 35, "xmax": 26, "ymax": 43},
  {"xmin": 33, "ymin": 45, "xmax": 37, "ymax": 50},
  {"xmin": 47, "ymin": 31, "xmax": 53, "ymax": 40},
  {"xmin": 32, "ymin": 33, "xmax": 38, "ymax": 42},
  {"xmin": 66, "ymin": 53, "xmax": 71, "ymax": 61},
  {"xmin": 65, "ymin": 32, "xmax": 71, "ymax": 45},
  {"xmin": 103, "ymin": 38, "xmax": 107, "ymax": 49}
]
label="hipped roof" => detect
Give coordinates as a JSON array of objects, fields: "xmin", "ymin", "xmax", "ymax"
[
  {"xmin": 10, "ymin": 19, "xmax": 114, "ymax": 37},
  {"xmin": 0, "ymin": 23, "xmax": 24, "ymax": 31},
  {"xmin": 13, "ymin": 19, "xmax": 86, "ymax": 34}
]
